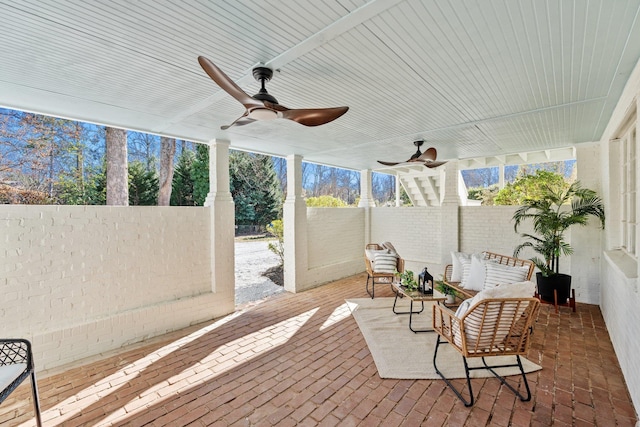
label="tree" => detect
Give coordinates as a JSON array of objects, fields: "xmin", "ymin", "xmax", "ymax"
[
  {"xmin": 494, "ymin": 170, "xmax": 569, "ymax": 205},
  {"xmin": 128, "ymin": 161, "xmax": 158, "ymax": 205},
  {"xmin": 192, "ymin": 144, "xmax": 209, "ymax": 205},
  {"xmin": 128, "ymin": 131, "xmax": 159, "ymax": 172},
  {"xmin": 105, "ymin": 127, "xmax": 128, "ymax": 205},
  {"xmin": 157, "ymin": 137, "xmax": 175, "ymax": 206},
  {"xmin": 171, "ymin": 148, "xmax": 196, "ymax": 206},
  {"xmin": 230, "ymin": 151, "xmax": 283, "ymax": 226}
]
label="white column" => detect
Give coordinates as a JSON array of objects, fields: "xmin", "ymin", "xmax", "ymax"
[
  {"xmin": 204, "ymin": 140, "xmax": 235, "ymax": 312},
  {"xmin": 283, "ymin": 154, "xmax": 308, "ymax": 293},
  {"xmin": 440, "ymin": 161, "xmax": 461, "ymax": 263},
  {"xmin": 395, "ymin": 175, "xmax": 401, "ymax": 207},
  {"xmin": 358, "ymin": 169, "xmax": 376, "ymax": 207},
  {"xmin": 358, "ymin": 169, "xmax": 376, "ymax": 246},
  {"xmin": 498, "ymin": 164, "xmax": 505, "ymax": 189}
]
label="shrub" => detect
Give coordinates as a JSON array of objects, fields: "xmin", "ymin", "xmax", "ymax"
[{"xmin": 266, "ymin": 219, "xmax": 284, "ymax": 265}]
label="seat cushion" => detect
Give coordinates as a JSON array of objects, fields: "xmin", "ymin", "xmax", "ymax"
[{"xmin": 0, "ymin": 363, "xmax": 27, "ymax": 394}]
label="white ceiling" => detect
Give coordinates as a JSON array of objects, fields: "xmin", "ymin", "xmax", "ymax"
[{"xmin": 1, "ymin": 0, "xmax": 639, "ymax": 171}]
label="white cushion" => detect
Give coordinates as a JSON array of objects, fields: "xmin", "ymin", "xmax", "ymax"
[
  {"xmin": 0, "ymin": 363, "xmax": 27, "ymax": 393},
  {"xmin": 483, "ymin": 262, "xmax": 530, "ymax": 290},
  {"xmin": 454, "ymin": 281, "xmax": 536, "ymax": 347},
  {"xmin": 373, "ymin": 252, "xmax": 397, "ymax": 273},
  {"xmin": 461, "ymin": 253, "xmax": 486, "ymax": 291},
  {"xmin": 450, "ymin": 252, "xmax": 469, "ymax": 282},
  {"xmin": 381, "ymin": 242, "xmax": 398, "ymax": 255}
]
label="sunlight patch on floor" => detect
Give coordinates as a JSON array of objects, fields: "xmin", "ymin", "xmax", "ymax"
[
  {"xmin": 31, "ymin": 307, "xmax": 319, "ymax": 426},
  {"xmin": 320, "ymin": 302, "xmax": 352, "ymax": 330}
]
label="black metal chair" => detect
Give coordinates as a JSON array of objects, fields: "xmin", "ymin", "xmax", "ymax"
[{"xmin": 0, "ymin": 339, "xmax": 42, "ymax": 426}]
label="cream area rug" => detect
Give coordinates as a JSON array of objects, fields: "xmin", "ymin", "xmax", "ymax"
[{"xmin": 346, "ymin": 297, "xmax": 542, "ymax": 380}]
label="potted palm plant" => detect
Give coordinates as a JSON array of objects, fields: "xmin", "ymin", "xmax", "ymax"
[{"xmin": 512, "ymin": 181, "xmax": 605, "ymax": 305}]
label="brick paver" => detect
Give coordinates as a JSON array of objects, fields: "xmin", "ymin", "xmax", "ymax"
[{"xmin": 0, "ymin": 273, "xmax": 637, "ymax": 426}]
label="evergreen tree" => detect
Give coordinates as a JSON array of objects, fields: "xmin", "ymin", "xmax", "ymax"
[
  {"xmin": 192, "ymin": 144, "xmax": 209, "ymax": 205},
  {"xmin": 171, "ymin": 149, "xmax": 196, "ymax": 206},
  {"xmin": 128, "ymin": 161, "xmax": 158, "ymax": 205},
  {"xmin": 230, "ymin": 151, "xmax": 283, "ymax": 226}
]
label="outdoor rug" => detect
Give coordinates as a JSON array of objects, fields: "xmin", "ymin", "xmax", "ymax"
[{"xmin": 346, "ymin": 297, "xmax": 542, "ymax": 380}]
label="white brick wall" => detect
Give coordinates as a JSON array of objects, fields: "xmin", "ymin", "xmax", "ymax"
[
  {"xmin": 303, "ymin": 208, "xmax": 364, "ymax": 289},
  {"xmin": 598, "ymin": 55, "xmax": 640, "ymax": 415},
  {"xmin": 0, "ymin": 205, "xmax": 232, "ymax": 371},
  {"xmin": 370, "ymin": 207, "xmax": 442, "ymax": 273}
]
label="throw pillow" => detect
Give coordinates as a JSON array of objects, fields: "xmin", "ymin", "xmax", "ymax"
[
  {"xmin": 365, "ymin": 248, "xmax": 388, "ymax": 262},
  {"xmin": 450, "ymin": 251, "xmax": 469, "ymax": 282},
  {"xmin": 381, "ymin": 241, "xmax": 398, "ymax": 255},
  {"xmin": 373, "ymin": 252, "xmax": 397, "ymax": 273},
  {"xmin": 483, "ymin": 262, "xmax": 530, "ymax": 290},
  {"xmin": 461, "ymin": 253, "xmax": 486, "ymax": 291}
]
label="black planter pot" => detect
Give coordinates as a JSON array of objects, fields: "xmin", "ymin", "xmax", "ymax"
[{"xmin": 536, "ymin": 272, "xmax": 572, "ymax": 304}]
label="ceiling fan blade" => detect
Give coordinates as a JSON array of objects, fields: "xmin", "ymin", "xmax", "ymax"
[
  {"xmin": 198, "ymin": 56, "xmax": 263, "ymax": 109},
  {"xmin": 377, "ymin": 160, "xmax": 401, "ymax": 166},
  {"xmin": 417, "ymin": 147, "xmax": 437, "ymax": 162},
  {"xmin": 221, "ymin": 113, "xmax": 256, "ymax": 130},
  {"xmin": 423, "ymin": 160, "xmax": 447, "ymax": 168},
  {"xmin": 281, "ymin": 106, "xmax": 349, "ymax": 126}
]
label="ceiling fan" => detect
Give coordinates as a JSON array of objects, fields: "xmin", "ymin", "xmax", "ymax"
[
  {"xmin": 198, "ymin": 56, "xmax": 349, "ymax": 130},
  {"xmin": 377, "ymin": 140, "xmax": 447, "ymax": 168}
]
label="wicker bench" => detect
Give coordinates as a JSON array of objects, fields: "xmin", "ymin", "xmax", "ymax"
[{"xmin": 443, "ymin": 252, "xmax": 535, "ymax": 300}]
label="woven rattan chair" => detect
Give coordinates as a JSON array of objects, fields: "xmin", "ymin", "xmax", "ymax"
[
  {"xmin": 432, "ymin": 297, "xmax": 540, "ymax": 407},
  {"xmin": 0, "ymin": 339, "xmax": 42, "ymax": 426},
  {"xmin": 364, "ymin": 243, "xmax": 404, "ymax": 298}
]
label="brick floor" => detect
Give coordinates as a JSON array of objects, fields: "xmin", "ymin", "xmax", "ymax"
[{"xmin": 1, "ymin": 273, "xmax": 637, "ymax": 426}]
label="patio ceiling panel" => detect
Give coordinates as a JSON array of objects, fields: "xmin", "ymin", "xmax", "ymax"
[{"xmin": 1, "ymin": 1, "xmax": 640, "ymax": 171}]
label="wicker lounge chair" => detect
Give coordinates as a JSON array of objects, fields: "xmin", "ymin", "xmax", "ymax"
[
  {"xmin": 432, "ymin": 297, "xmax": 540, "ymax": 406},
  {"xmin": 0, "ymin": 339, "xmax": 42, "ymax": 426},
  {"xmin": 364, "ymin": 243, "xmax": 404, "ymax": 298}
]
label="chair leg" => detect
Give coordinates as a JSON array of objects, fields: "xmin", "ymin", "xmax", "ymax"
[
  {"xmin": 433, "ymin": 335, "xmax": 474, "ymax": 407},
  {"xmin": 366, "ymin": 275, "xmax": 374, "ymax": 298},
  {"xmin": 30, "ymin": 370, "xmax": 42, "ymax": 427},
  {"xmin": 481, "ymin": 355, "xmax": 532, "ymax": 402}
]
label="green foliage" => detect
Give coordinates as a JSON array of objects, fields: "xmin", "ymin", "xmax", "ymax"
[
  {"xmin": 494, "ymin": 170, "xmax": 569, "ymax": 205},
  {"xmin": 192, "ymin": 144, "xmax": 209, "ymax": 206},
  {"xmin": 399, "ymin": 186, "xmax": 413, "ymax": 207},
  {"xmin": 305, "ymin": 195, "xmax": 347, "ymax": 207},
  {"xmin": 434, "ymin": 278, "xmax": 456, "ymax": 296},
  {"xmin": 171, "ymin": 149, "xmax": 196, "ymax": 206},
  {"xmin": 396, "ymin": 270, "xmax": 418, "ymax": 291},
  {"xmin": 467, "ymin": 185, "xmax": 500, "ymax": 205},
  {"xmin": 230, "ymin": 151, "xmax": 283, "ymax": 226},
  {"xmin": 128, "ymin": 161, "xmax": 158, "ymax": 205},
  {"xmin": 266, "ymin": 219, "xmax": 284, "ymax": 265},
  {"xmin": 513, "ymin": 181, "xmax": 605, "ymax": 276}
]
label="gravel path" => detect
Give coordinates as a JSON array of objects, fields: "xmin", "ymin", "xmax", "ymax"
[{"xmin": 235, "ymin": 239, "xmax": 285, "ymax": 305}]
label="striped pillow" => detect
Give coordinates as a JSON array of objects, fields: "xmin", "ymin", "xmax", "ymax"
[
  {"xmin": 373, "ymin": 252, "xmax": 397, "ymax": 273},
  {"xmin": 450, "ymin": 251, "xmax": 469, "ymax": 282},
  {"xmin": 483, "ymin": 262, "xmax": 530, "ymax": 290}
]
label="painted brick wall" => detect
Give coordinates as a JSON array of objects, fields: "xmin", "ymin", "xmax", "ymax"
[
  {"xmin": 370, "ymin": 207, "xmax": 442, "ymax": 273},
  {"xmin": 0, "ymin": 205, "xmax": 230, "ymax": 371},
  {"xmin": 302, "ymin": 207, "xmax": 364, "ymax": 289},
  {"xmin": 459, "ymin": 206, "xmax": 533, "ymax": 256}
]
